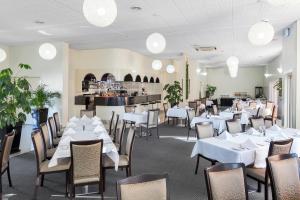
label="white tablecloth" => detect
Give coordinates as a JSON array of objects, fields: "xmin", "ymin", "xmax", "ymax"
[
  {"xmin": 206, "ymin": 100, "xmax": 214, "ymax": 106},
  {"xmin": 219, "ymin": 110, "xmax": 253, "ymax": 125},
  {"xmin": 122, "ymin": 112, "xmax": 148, "ymax": 125},
  {"xmin": 191, "ymin": 128, "xmax": 300, "ymax": 166},
  {"xmin": 190, "ymin": 116, "xmax": 228, "ymax": 134},
  {"xmin": 167, "ymin": 107, "xmax": 189, "ymax": 119},
  {"xmin": 48, "ymin": 117, "xmax": 119, "ymax": 170}
]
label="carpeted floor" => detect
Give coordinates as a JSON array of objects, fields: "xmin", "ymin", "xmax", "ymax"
[{"xmin": 3, "ymin": 124, "xmax": 266, "ymax": 200}]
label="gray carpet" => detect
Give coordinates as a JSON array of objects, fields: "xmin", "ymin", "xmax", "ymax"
[{"xmin": 2, "ymin": 124, "xmax": 265, "ymax": 199}]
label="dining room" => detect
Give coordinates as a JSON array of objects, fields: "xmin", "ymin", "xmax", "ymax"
[{"xmin": 0, "ymin": 0, "xmax": 300, "ymax": 199}]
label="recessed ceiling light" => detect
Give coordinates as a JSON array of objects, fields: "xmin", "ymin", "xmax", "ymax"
[
  {"xmin": 130, "ymin": 6, "xmax": 142, "ymax": 11},
  {"xmin": 34, "ymin": 20, "xmax": 45, "ymax": 24},
  {"xmin": 37, "ymin": 30, "xmax": 52, "ymax": 36}
]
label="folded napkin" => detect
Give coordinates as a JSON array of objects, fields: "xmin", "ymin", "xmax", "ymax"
[
  {"xmin": 81, "ymin": 114, "xmax": 90, "ymax": 121},
  {"xmin": 94, "ymin": 125, "xmax": 105, "ymax": 133},
  {"xmin": 269, "ymin": 124, "xmax": 281, "ymax": 131},
  {"xmin": 240, "ymin": 138, "xmax": 259, "ymax": 150},
  {"xmin": 92, "ymin": 116, "xmax": 100, "ymax": 121},
  {"xmin": 254, "ymin": 146, "xmax": 269, "ymax": 168},
  {"xmin": 247, "ymin": 128, "xmax": 261, "ymax": 136},
  {"xmin": 66, "ymin": 122, "xmax": 77, "ymax": 128},
  {"xmin": 70, "ymin": 116, "xmax": 79, "ymax": 122},
  {"xmin": 218, "ymin": 131, "xmax": 233, "ymax": 140},
  {"xmin": 64, "ymin": 128, "xmax": 76, "ymax": 135}
]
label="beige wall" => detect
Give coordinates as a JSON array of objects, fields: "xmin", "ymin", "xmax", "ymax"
[
  {"xmin": 69, "ymin": 48, "xmax": 175, "ymax": 117},
  {"xmin": 206, "ymin": 66, "xmax": 265, "ymax": 98}
]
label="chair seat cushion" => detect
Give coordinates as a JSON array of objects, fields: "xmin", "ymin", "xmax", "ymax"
[
  {"xmin": 74, "ymin": 175, "xmax": 100, "ymax": 185},
  {"xmin": 246, "ymin": 167, "xmax": 266, "ymax": 182},
  {"xmin": 104, "ymin": 155, "xmax": 129, "ymax": 168},
  {"xmin": 140, "ymin": 123, "xmax": 157, "ymax": 128},
  {"xmin": 46, "ymin": 148, "xmax": 56, "ymax": 158},
  {"xmin": 40, "ymin": 159, "xmax": 70, "ymax": 173},
  {"xmin": 52, "ymin": 138, "xmax": 60, "ymax": 146}
]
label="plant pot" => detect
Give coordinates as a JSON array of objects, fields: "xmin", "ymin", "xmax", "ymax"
[
  {"xmin": 0, "ymin": 121, "xmax": 23, "ymax": 153},
  {"xmin": 32, "ymin": 108, "xmax": 49, "ymax": 128}
]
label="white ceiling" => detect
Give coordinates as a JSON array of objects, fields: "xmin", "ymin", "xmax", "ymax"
[{"xmin": 0, "ymin": 0, "xmax": 300, "ymax": 67}]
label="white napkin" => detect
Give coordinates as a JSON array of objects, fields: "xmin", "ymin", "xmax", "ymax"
[
  {"xmin": 94, "ymin": 125, "xmax": 105, "ymax": 133},
  {"xmin": 92, "ymin": 120, "xmax": 101, "ymax": 126},
  {"xmin": 92, "ymin": 116, "xmax": 100, "ymax": 121},
  {"xmin": 172, "ymin": 105, "xmax": 178, "ymax": 109},
  {"xmin": 66, "ymin": 122, "xmax": 77, "ymax": 128},
  {"xmin": 81, "ymin": 114, "xmax": 89, "ymax": 121},
  {"xmin": 241, "ymin": 138, "xmax": 259, "ymax": 150},
  {"xmin": 269, "ymin": 124, "xmax": 281, "ymax": 131},
  {"xmin": 247, "ymin": 128, "xmax": 261, "ymax": 136},
  {"xmin": 218, "ymin": 131, "xmax": 233, "ymax": 140},
  {"xmin": 64, "ymin": 128, "xmax": 76, "ymax": 135},
  {"xmin": 70, "ymin": 116, "xmax": 79, "ymax": 122}
]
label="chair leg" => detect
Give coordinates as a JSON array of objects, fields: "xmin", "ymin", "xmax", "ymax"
[
  {"xmin": 40, "ymin": 174, "xmax": 44, "ymax": 186},
  {"xmin": 103, "ymin": 169, "xmax": 106, "ymax": 192},
  {"xmin": 129, "ymin": 166, "xmax": 132, "ymax": 176},
  {"xmin": 187, "ymin": 129, "xmax": 190, "ymax": 141},
  {"xmin": 194, "ymin": 155, "xmax": 200, "ymax": 174},
  {"xmin": 65, "ymin": 172, "xmax": 68, "ymax": 197},
  {"xmin": 126, "ymin": 167, "xmax": 129, "ymax": 177},
  {"xmin": 264, "ymin": 184, "xmax": 268, "ymax": 200},
  {"xmin": 7, "ymin": 165, "xmax": 12, "ymax": 187},
  {"xmin": 257, "ymin": 181, "xmax": 261, "ymax": 192},
  {"xmin": 140, "ymin": 126, "xmax": 142, "ymax": 137},
  {"xmin": 157, "ymin": 126, "xmax": 159, "ymax": 139}
]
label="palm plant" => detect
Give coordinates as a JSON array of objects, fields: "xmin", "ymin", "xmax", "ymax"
[{"xmin": 31, "ymin": 84, "xmax": 61, "ymax": 109}]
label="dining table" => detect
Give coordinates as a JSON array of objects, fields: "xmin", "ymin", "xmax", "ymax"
[
  {"xmin": 48, "ymin": 115, "xmax": 119, "ymax": 170},
  {"xmin": 191, "ymin": 127, "xmax": 300, "ymax": 166}
]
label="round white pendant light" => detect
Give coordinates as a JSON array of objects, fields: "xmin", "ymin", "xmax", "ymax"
[
  {"xmin": 152, "ymin": 60, "xmax": 162, "ymax": 70},
  {"xmin": 166, "ymin": 64, "xmax": 175, "ymax": 74},
  {"xmin": 248, "ymin": 21, "xmax": 275, "ymax": 46},
  {"xmin": 83, "ymin": 0, "xmax": 117, "ymax": 27},
  {"xmin": 0, "ymin": 48, "xmax": 7, "ymax": 63},
  {"xmin": 226, "ymin": 56, "xmax": 239, "ymax": 78},
  {"xmin": 146, "ymin": 33, "xmax": 166, "ymax": 54},
  {"xmin": 39, "ymin": 43, "xmax": 57, "ymax": 60}
]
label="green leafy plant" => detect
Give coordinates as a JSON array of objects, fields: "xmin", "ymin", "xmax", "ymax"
[
  {"xmin": 273, "ymin": 78, "xmax": 282, "ymax": 97},
  {"xmin": 0, "ymin": 64, "xmax": 32, "ymax": 129},
  {"xmin": 31, "ymin": 84, "xmax": 61, "ymax": 109},
  {"xmin": 206, "ymin": 84, "xmax": 217, "ymax": 98},
  {"xmin": 163, "ymin": 81, "xmax": 183, "ymax": 106}
]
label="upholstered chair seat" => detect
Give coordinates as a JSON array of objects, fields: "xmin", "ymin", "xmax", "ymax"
[
  {"xmin": 46, "ymin": 148, "xmax": 56, "ymax": 159},
  {"xmin": 40, "ymin": 159, "xmax": 70, "ymax": 173},
  {"xmin": 74, "ymin": 175, "xmax": 100, "ymax": 185},
  {"xmin": 104, "ymin": 155, "xmax": 129, "ymax": 168}
]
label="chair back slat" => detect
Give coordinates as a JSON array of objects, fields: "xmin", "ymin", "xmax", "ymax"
[
  {"xmin": 109, "ymin": 111, "xmax": 115, "ymax": 135},
  {"xmin": 40, "ymin": 123, "xmax": 51, "ymax": 150},
  {"xmin": 32, "ymin": 130, "xmax": 46, "ymax": 165},
  {"xmin": 125, "ymin": 128, "xmax": 136, "ymax": 157},
  {"xmin": 48, "ymin": 117, "xmax": 58, "ymax": 139},
  {"xmin": 53, "ymin": 112, "xmax": 61, "ymax": 132}
]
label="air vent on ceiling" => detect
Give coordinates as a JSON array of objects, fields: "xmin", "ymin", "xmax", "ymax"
[{"xmin": 193, "ymin": 45, "xmax": 217, "ymax": 52}]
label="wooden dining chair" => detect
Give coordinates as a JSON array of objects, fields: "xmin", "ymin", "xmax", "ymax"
[
  {"xmin": 116, "ymin": 174, "xmax": 169, "ymax": 200},
  {"xmin": 250, "ymin": 117, "xmax": 265, "ymax": 130},
  {"xmin": 70, "ymin": 140, "xmax": 104, "ymax": 199},
  {"xmin": 31, "ymin": 130, "xmax": 70, "ymax": 198},
  {"xmin": 266, "ymin": 153, "xmax": 300, "ymax": 200},
  {"xmin": 264, "ymin": 105, "xmax": 277, "ymax": 126},
  {"xmin": 40, "ymin": 123, "xmax": 56, "ymax": 159},
  {"xmin": 194, "ymin": 122, "xmax": 217, "ymax": 174},
  {"xmin": 112, "ymin": 114, "xmax": 120, "ymax": 142},
  {"xmin": 204, "ymin": 163, "xmax": 248, "ymax": 200},
  {"xmin": 48, "ymin": 117, "xmax": 60, "ymax": 147},
  {"xmin": 140, "ymin": 109, "xmax": 160, "ymax": 139},
  {"xmin": 115, "ymin": 121, "xmax": 126, "ymax": 154},
  {"xmin": 188, "ymin": 101, "xmax": 198, "ymax": 115},
  {"xmin": 163, "ymin": 103, "xmax": 170, "ymax": 124},
  {"xmin": 53, "ymin": 112, "xmax": 63, "ymax": 137},
  {"xmin": 246, "ymin": 139, "xmax": 293, "ymax": 200},
  {"xmin": 225, "ymin": 119, "xmax": 242, "ymax": 134},
  {"xmin": 107, "ymin": 111, "xmax": 115, "ymax": 135},
  {"xmin": 212, "ymin": 104, "xmax": 218, "ymax": 115},
  {"xmin": 80, "ymin": 109, "xmax": 95, "ymax": 118},
  {"xmin": 0, "ymin": 131, "xmax": 15, "ymax": 194},
  {"xmin": 103, "ymin": 128, "xmax": 136, "ymax": 189},
  {"xmin": 186, "ymin": 109, "xmax": 196, "ymax": 140}
]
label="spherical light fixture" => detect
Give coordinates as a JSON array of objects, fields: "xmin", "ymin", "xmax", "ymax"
[
  {"xmin": 39, "ymin": 43, "xmax": 57, "ymax": 60},
  {"xmin": 267, "ymin": 0, "xmax": 300, "ymax": 6},
  {"xmin": 166, "ymin": 64, "xmax": 175, "ymax": 74},
  {"xmin": 146, "ymin": 33, "xmax": 166, "ymax": 54},
  {"xmin": 0, "ymin": 48, "xmax": 7, "ymax": 63},
  {"xmin": 152, "ymin": 60, "xmax": 162, "ymax": 70},
  {"xmin": 248, "ymin": 21, "xmax": 275, "ymax": 46},
  {"xmin": 196, "ymin": 68, "xmax": 201, "ymax": 74},
  {"xmin": 83, "ymin": 0, "xmax": 117, "ymax": 27},
  {"xmin": 226, "ymin": 56, "xmax": 239, "ymax": 78}
]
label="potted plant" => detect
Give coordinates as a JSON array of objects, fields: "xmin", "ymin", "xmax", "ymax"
[
  {"xmin": 0, "ymin": 64, "xmax": 32, "ymax": 153},
  {"xmin": 30, "ymin": 84, "xmax": 61, "ymax": 128},
  {"xmin": 273, "ymin": 78, "xmax": 282, "ymax": 97},
  {"xmin": 163, "ymin": 81, "xmax": 183, "ymax": 107},
  {"xmin": 206, "ymin": 84, "xmax": 217, "ymax": 98}
]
